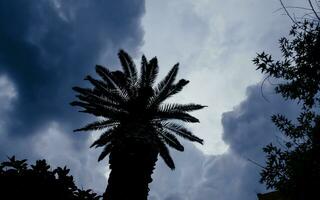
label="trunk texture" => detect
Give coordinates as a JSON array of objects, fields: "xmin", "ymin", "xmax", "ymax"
[{"xmin": 103, "ymin": 142, "xmax": 158, "ymax": 200}]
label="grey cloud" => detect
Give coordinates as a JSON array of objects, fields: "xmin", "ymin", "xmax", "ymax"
[
  {"xmin": 222, "ymin": 83, "xmax": 300, "ymax": 162},
  {"xmin": 150, "ymin": 147, "xmax": 261, "ymax": 200},
  {"xmin": 142, "ymin": 0, "xmax": 298, "ymax": 155},
  {"xmin": 192, "ymin": 153, "xmax": 258, "ymax": 200},
  {"xmin": 149, "ymin": 82, "xmax": 300, "ymax": 200}
]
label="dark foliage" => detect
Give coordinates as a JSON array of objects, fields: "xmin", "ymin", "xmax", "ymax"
[
  {"xmin": 253, "ymin": 21, "xmax": 320, "ymax": 109},
  {"xmin": 0, "ymin": 156, "xmax": 101, "ymax": 200},
  {"xmin": 253, "ymin": 13, "xmax": 320, "ymax": 200},
  {"xmin": 71, "ymin": 50, "xmax": 205, "ymax": 199}
]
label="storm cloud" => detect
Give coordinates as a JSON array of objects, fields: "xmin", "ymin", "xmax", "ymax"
[
  {"xmin": 0, "ymin": 0, "xmax": 145, "ymax": 138},
  {"xmin": 0, "ymin": 0, "xmax": 145, "ymax": 151},
  {"xmin": 0, "ymin": 0, "xmax": 145, "ymax": 192}
]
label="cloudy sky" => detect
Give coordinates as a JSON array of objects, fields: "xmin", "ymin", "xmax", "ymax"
[{"xmin": 0, "ymin": 0, "xmax": 303, "ymax": 199}]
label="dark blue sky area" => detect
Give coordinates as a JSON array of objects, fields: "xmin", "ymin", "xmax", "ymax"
[{"xmin": 0, "ymin": 0, "xmax": 145, "ymax": 139}]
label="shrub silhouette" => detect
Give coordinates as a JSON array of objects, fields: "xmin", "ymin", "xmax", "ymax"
[
  {"xmin": 71, "ymin": 50, "xmax": 206, "ymax": 199},
  {"xmin": 0, "ymin": 156, "xmax": 101, "ymax": 200}
]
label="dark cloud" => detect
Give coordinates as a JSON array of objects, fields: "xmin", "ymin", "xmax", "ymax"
[
  {"xmin": 0, "ymin": 0, "xmax": 145, "ymax": 139},
  {"xmin": 0, "ymin": 0, "xmax": 145, "ymax": 190}
]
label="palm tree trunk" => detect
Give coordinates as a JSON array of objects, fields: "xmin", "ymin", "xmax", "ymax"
[{"xmin": 103, "ymin": 142, "xmax": 158, "ymax": 200}]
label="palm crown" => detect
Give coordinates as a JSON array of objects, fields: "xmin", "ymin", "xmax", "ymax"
[{"xmin": 71, "ymin": 50, "xmax": 205, "ymax": 169}]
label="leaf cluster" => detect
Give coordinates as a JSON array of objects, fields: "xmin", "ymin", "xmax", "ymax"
[{"xmin": 253, "ymin": 21, "xmax": 320, "ymax": 108}]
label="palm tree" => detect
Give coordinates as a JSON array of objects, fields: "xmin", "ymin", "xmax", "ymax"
[{"xmin": 71, "ymin": 50, "xmax": 206, "ymax": 200}]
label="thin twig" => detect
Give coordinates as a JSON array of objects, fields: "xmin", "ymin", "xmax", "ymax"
[
  {"xmin": 267, "ymin": 78, "xmax": 279, "ymax": 86},
  {"xmin": 301, "ymin": 12, "xmax": 318, "ymax": 19},
  {"xmin": 275, "ymin": 135, "xmax": 288, "ymax": 150},
  {"xmin": 260, "ymin": 75, "xmax": 271, "ymax": 103},
  {"xmin": 279, "ymin": 0, "xmax": 298, "ymax": 24},
  {"xmin": 316, "ymin": 0, "xmax": 320, "ymax": 10},
  {"xmin": 273, "ymin": 6, "xmax": 312, "ymax": 14},
  {"xmin": 308, "ymin": 0, "xmax": 320, "ymax": 20},
  {"xmin": 247, "ymin": 158, "xmax": 266, "ymax": 169}
]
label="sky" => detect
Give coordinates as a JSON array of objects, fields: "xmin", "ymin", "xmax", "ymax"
[{"xmin": 0, "ymin": 0, "xmax": 304, "ymax": 199}]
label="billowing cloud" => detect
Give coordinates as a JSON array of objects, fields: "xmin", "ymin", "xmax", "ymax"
[
  {"xmin": 141, "ymin": 0, "xmax": 295, "ymax": 154},
  {"xmin": 141, "ymin": 1, "xmax": 302, "ymax": 198},
  {"xmin": 222, "ymin": 83, "xmax": 300, "ymax": 161},
  {"xmin": 149, "ymin": 82, "xmax": 300, "ymax": 200}
]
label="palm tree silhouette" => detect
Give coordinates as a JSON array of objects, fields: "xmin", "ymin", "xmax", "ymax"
[{"xmin": 71, "ymin": 50, "xmax": 206, "ymax": 200}]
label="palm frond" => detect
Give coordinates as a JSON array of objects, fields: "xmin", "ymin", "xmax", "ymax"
[
  {"xmin": 118, "ymin": 49, "xmax": 137, "ymax": 83},
  {"xmin": 154, "ymin": 63, "xmax": 179, "ymax": 93},
  {"xmin": 160, "ymin": 103, "xmax": 207, "ymax": 113},
  {"xmin": 111, "ymin": 70, "xmax": 137, "ymax": 98},
  {"xmin": 72, "ymin": 86, "xmax": 126, "ymax": 108},
  {"xmin": 162, "ymin": 122, "xmax": 203, "ymax": 144},
  {"xmin": 110, "ymin": 71, "xmax": 129, "ymax": 89},
  {"xmin": 84, "ymin": 76, "xmax": 128, "ymax": 104},
  {"xmin": 158, "ymin": 140, "xmax": 175, "ymax": 169},
  {"xmin": 95, "ymin": 65, "xmax": 116, "ymax": 87},
  {"xmin": 74, "ymin": 120, "xmax": 118, "ymax": 132},
  {"xmin": 72, "ymin": 86, "xmax": 93, "ymax": 96},
  {"xmin": 71, "ymin": 93, "xmax": 127, "ymax": 117},
  {"xmin": 84, "ymin": 75, "xmax": 109, "ymax": 93},
  {"xmin": 158, "ymin": 130, "xmax": 184, "ymax": 151},
  {"xmin": 139, "ymin": 55, "xmax": 148, "ymax": 87},
  {"xmin": 164, "ymin": 79, "xmax": 189, "ymax": 99},
  {"xmin": 75, "ymin": 94, "xmax": 120, "ymax": 108},
  {"xmin": 78, "ymin": 105, "xmax": 128, "ymax": 120},
  {"xmin": 95, "ymin": 65, "xmax": 129, "ymax": 99},
  {"xmin": 137, "ymin": 55, "xmax": 159, "ymax": 99},
  {"xmin": 70, "ymin": 100, "xmax": 92, "ymax": 108},
  {"xmin": 77, "ymin": 109, "xmax": 105, "ymax": 118},
  {"xmin": 145, "ymin": 57, "xmax": 159, "ymax": 87},
  {"xmin": 154, "ymin": 110, "xmax": 200, "ymax": 123},
  {"xmin": 90, "ymin": 128, "xmax": 116, "ymax": 148},
  {"xmin": 71, "ymin": 100, "xmax": 109, "ymax": 117},
  {"xmin": 149, "ymin": 64, "xmax": 179, "ymax": 106},
  {"xmin": 98, "ymin": 143, "xmax": 113, "ymax": 161}
]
